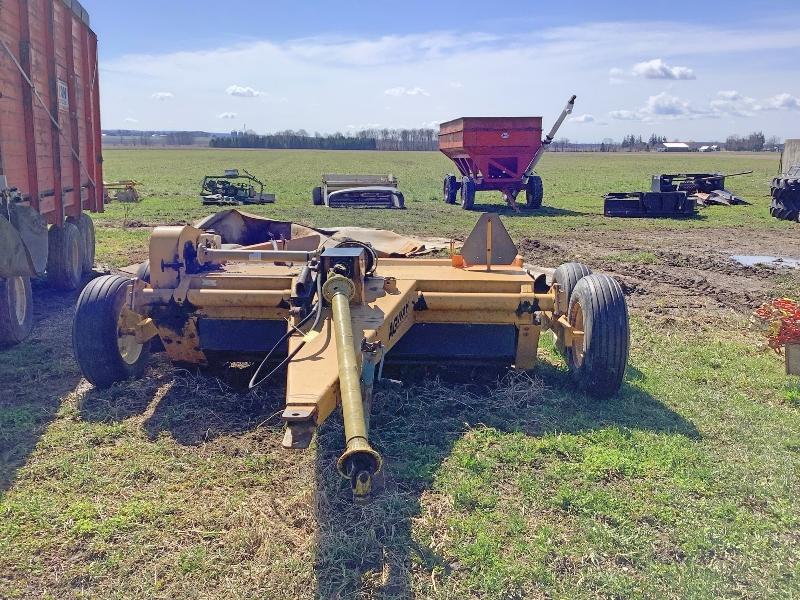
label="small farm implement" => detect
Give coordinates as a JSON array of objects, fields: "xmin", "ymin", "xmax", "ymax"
[
  {"xmin": 439, "ymin": 95, "xmax": 576, "ymax": 211},
  {"xmin": 72, "ymin": 214, "xmax": 629, "ymax": 500},
  {"xmin": 312, "ymin": 174, "xmax": 404, "ymax": 209},
  {"xmin": 200, "ymin": 169, "xmax": 275, "ymax": 206}
]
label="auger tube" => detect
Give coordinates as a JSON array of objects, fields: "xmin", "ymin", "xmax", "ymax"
[{"xmin": 524, "ymin": 94, "xmax": 576, "ymax": 177}]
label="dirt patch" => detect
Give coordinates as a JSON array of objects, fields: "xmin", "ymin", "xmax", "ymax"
[{"xmin": 519, "ymin": 227, "xmax": 800, "ymax": 317}]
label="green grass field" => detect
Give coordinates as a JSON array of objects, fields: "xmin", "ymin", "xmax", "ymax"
[{"xmin": 1, "ymin": 149, "xmax": 799, "ymax": 599}]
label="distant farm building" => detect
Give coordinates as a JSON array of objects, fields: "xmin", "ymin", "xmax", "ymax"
[
  {"xmin": 660, "ymin": 142, "xmax": 692, "ymax": 152},
  {"xmin": 698, "ymin": 145, "xmax": 720, "ymax": 152}
]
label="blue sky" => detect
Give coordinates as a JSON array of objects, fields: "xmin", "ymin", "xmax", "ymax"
[{"xmin": 85, "ymin": 0, "xmax": 800, "ymax": 140}]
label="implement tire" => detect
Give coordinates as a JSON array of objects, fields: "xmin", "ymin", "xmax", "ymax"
[
  {"xmin": 73, "ymin": 275, "xmax": 150, "ymax": 388},
  {"xmin": 566, "ymin": 274, "xmax": 629, "ymax": 398},
  {"xmin": 0, "ymin": 276, "xmax": 34, "ymax": 346},
  {"xmin": 770, "ymin": 177, "xmax": 800, "ymax": 222},
  {"xmin": 552, "ymin": 262, "xmax": 592, "ymax": 307},
  {"xmin": 46, "ymin": 222, "xmax": 83, "ymax": 290},
  {"xmin": 67, "ymin": 213, "xmax": 96, "ymax": 274},
  {"xmin": 525, "ymin": 175, "xmax": 544, "ymax": 209},
  {"xmin": 312, "ymin": 186, "xmax": 324, "ymax": 206}
]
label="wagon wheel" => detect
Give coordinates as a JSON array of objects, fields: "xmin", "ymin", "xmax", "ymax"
[
  {"xmin": 565, "ymin": 274, "xmax": 629, "ymax": 398},
  {"xmin": 461, "ymin": 177, "xmax": 476, "ymax": 210},
  {"xmin": 443, "ymin": 175, "xmax": 458, "ymax": 204},
  {"xmin": 0, "ymin": 276, "xmax": 34, "ymax": 346},
  {"xmin": 46, "ymin": 222, "xmax": 83, "ymax": 290},
  {"xmin": 525, "ymin": 175, "xmax": 544, "ymax": 209}
]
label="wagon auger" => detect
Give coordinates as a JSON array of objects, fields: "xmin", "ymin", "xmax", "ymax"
[{"xmin": 72, "ymin": 215, "xmax": 630, "ymax": 501}]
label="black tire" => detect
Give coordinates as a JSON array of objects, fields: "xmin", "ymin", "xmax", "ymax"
[
  {"xmin": 566, "ymin": 274, "xmax": 629, "ymax": 398},
  {"xmin": 136, "ymin": 260, "xmax": 151, "ymax": 283},
  {"xmin": 312, "ymin": 186, "xmax": 324, "ymax": 206},
  {"xmin": 770, "ymin": 177, "xmax": 800, "ymax": 222},
  {"xmin": 443, "ymin": 174, "xmax": 458, "ymax": 204},
  {"xmin": 552, "ymin": 262, "xmax": 592, "ymax": 309},
  {"xmin": 46, "ymin": 222, "xmax": 83, "ymax": 290},
  {"xmin": 394, "ymin": 192, "xmax": 405, "ymax": 209},
  {"xmin": 73, "ymin": 275, "xmax": 150, "ymax": 388},
  {"xmin": 525, "ymin": 175, "xmax": 544, "ymax": 209},
  {"xmin": 67, "ymin": 213, "xmax": 96, "ymax": 273},
  {"xmin": 461, "ymin": 177, "xmax": 475, "ymax": 210},
  {"xmin": 0, "ymin": 276, "xmax": 34, "ymax": 346}
]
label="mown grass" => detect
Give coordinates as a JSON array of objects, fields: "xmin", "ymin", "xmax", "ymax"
[
  {"xmin": 2, "ymin": 149, "xmax": 799, "ymax": 598},
  {"xmin": 2, "ymin": 313, "xmax": 799, "ymax": 598}
]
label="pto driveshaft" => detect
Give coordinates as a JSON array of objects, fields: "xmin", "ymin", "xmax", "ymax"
[{"xmin": 322, "ymin": 272, "xmax": 382, "ymax": 499}]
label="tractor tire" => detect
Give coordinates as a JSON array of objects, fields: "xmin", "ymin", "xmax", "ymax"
[
  {"xmin": 770, "ymin": 177, "xmax": 800, "ymax": 222},
  {"xmin": 566, "ymin": 274, "xmax": 629, "ymax": 398},
  {"xmin": 443, "ymin": 174, "xmax": 458, "ymax": 204},
  {"xmin": 552, "ymin": 262, "xmax": 592, "ymax": 308},
  {"xmin": 67, "ymin": 213, "xmax": 96, "ymax": 274},
  {"xmin": 46, "ymin": 222, "xmax": 83, "ymax": 291},
  {"xmin": 525, "ymin": 175, "xmax": 544, "ymax": 209},
  {"xmin": 461, "ymin": 177, "xmax": 476, "ymax": 210},
  {"xmin": 0, "ymin": 276, "xmax": 34, "ymax": 346},
  {"xmin": 73, "ymin": 275, "xmax": 150, "ymax": 388},
  {"xmin": 312, "ymin": 186, "xmax": 324, "ymax": 206}
]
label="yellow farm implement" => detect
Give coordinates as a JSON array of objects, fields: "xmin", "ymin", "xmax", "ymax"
[{"xmin": 72, "ymin": 215, "xmax": 629, "ymax": 500}]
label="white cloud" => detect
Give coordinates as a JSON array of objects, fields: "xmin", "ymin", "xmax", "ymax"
[
  {"xmin": 124, "ymin": 117, "xmax": 138, "ymax": 123},
  {"xmin": 609, "ymin": 109, "xmax": 643, "ymax": 121},
  {"xmin": 449, "ymin": 81, "xmax": 464, "ymax": 88},
  {"xmin": 570, "ymin": 114, "xmax": 596, "ymax": 123},
  {"xmin": 764, "ymin": 93, "xmax": 800, "ymax": 110},
  {"xmin": 609, "ymin": 67, "xmax": 624, "ymax": 77},
  {"xmin": 643, "ymin": 92, "xmax": 693, "ymax": 116},
  {"xmin": 632, "ymin": 58, "xmax": 696, "ymax": 80},
  {"xmin": 151, "ymin": 92, "xmax": 174, "ymax": 100},
  {"xmin": 717, "ymin": 90, "xmax": 743, "ymax": 101},
  {"xmin": 421, "ymin": 120, "xmax": 440, "ymax": 128},
  {"xmin": 217, "ymin": 112, "xmax": 237, "ymax": 119},
  {"xmin": 384, "ymin": 86, "xmax": 430, "ymax": 97},
  {"xmin": 226, "ymin": 85, "xmax": 264, "ymax": 98},
  {"xmin": 100, "ymin": 19, "xmax": 800, "ymax": 138}
]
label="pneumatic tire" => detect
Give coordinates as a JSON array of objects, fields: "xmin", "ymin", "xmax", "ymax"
[
  {"xmin": 552, "ymin": 262, "xmax": 592, "ymax": 308},
  {"xmin": 312, "ymin": 186, "xmax": 324, "ymax": 206},
  {"xmin": 461, "ymin": 177, "xmax": 475, "ymax": 210},
  {"xmin": 566, "ymin": 274, "xmax": 629, "ymax": 398},
  {"xmin": 0, "ymin": 276, "xmax": 34, "ymax": 346},
  {"xmin": 770, "ymin": 177, "xmax": 800, "ymax": 222},
  {"xmin": 46, "ymin": 222, "xmax": 83, "ymax": 290},
  {"xmin": 68, "ymin": 213, "xmax": 96, "ymax": 273},
  {"xmin": 73, "ymin": 275, "xmax": 150, "ymax": 388},
  {"xmin": 525, "ymin": 175, "xmax": 544, "ymax": 209},
  {"xmin": 443, "ymin": 174, "xmax": 458, "ymax": 204}
]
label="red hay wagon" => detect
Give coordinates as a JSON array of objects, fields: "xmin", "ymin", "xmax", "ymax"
[
  {"xmin": 439, "ymin": 95, "xmax": 575, "ymax": 211},
  {"xmin": 0, "ymin": 0, "xmax": 103, "ymax": 345}
]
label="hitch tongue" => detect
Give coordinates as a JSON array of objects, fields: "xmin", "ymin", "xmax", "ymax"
[{"xmin": 323, "ymin": 272, "xmax": 383, "ymax": 500}]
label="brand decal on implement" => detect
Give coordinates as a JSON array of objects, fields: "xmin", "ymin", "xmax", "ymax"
[
  {"xmin": 388, "ymin": 302, "xmax": 411, "ymax": 340},
  {"xmin": 500, "ymin": 131, "xmax": 510, "ymax": 139}
]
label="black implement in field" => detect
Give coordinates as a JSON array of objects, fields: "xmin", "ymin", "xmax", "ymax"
[{"xmin": 200, "ymin": 169, "xmax": 276, "ymax": 206}]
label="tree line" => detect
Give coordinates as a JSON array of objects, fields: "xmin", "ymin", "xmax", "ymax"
[{"xmin": 210, "ymin": 128, "xmax": 439, "ymax": 151}]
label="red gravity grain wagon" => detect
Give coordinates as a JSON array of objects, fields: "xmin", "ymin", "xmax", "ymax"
[
  {"xmin": 0, "ymin": 0, "xmax": 103, "ymax": 345},
  {"xmin": 439, "ymin": 95, "xmax": 575, "ymax": 211}
]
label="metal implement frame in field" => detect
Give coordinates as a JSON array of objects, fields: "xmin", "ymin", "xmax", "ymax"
[
  {"xmin": 312, "ymin": 174, "xmax": 405, "ymax": 209},
  {"xmin": 72, "ymin": 215, "xmax": 629, "ymax": 500},
  {"xmin": 438, "ymin": 95, "xmax": 575, "ymax": 211},
  {"xmin": 200, "ymin": 169, "xmax": 276, "ymax": 206}
]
